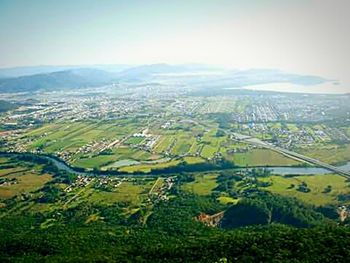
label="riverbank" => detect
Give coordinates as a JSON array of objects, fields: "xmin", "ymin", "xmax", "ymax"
[{"xmin": 1, "ymin": 152, "xmax": 350, "ymax": 177}]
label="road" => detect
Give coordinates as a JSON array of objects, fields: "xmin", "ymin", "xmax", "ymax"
[
  {"xmin": 269, "ymin": 146, "xmax": 350, "ymax": 178},
  {"xmin": 63, "ymin": 178, "xmax": 95, "ymax": 208},
  {"xmin": 234, "ymin": 134, "xmax": 350, "ymax": 179}
]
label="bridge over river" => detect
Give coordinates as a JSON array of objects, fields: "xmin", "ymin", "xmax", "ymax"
[{"xmin": 233, "ymin": 134, "xmax": 350, "ymax": 179}]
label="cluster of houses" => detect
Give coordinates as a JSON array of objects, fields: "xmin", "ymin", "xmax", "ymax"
[
  {"xmin": 0, "ymin": 178, "xmax": 17, "ymax": 187},
  {"xmin": 94, "ymin": 177, "xmax": 123, "ymax": 190},
  {"xmin": 57, "ymin": 138, "xmax": 120, "ymax": 162},
  {"xmin": 64, "ymin": 175, "xmax": 129, "ymax": 193},
  {"xmin": 149, "ymin": 177, "xmax": 176, "ymax": 202},
  {"xmin": 64, "ymin": 175, "xmax": 93, "ymax": 193},
  {"xmin": 132, "ymin": 129, "xmax": 161, "ymax": 153},
  {"xmin": 133, "ymin": 128, "xmax": 151, "ymax": 138},
  {"xmin": 234, "ymin": 123, "xmax": 341, "ymax": 150}
]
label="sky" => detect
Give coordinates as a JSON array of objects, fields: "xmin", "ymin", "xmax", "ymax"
[{"xmin": 0, "ymin": 0, "xmax": 349, "ymax": 90}]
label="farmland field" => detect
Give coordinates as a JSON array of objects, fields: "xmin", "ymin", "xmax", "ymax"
[
  {"xmin": 0, "ymin": 158, "xmax": 52, "ymax": 200},
  {"xmin": 23, "ymin": 120, "xmax": 143, "ymax": 153},
  {"xmin": 119, "ymin": 159, "xmax": 181, "ymax": 173},
  {"xmin": 153, "ymin": 135, "xmax": 175, "ymax": 153},
  {"xmin": 299, "ymin": 144, "xmax": 350, "ymax": 165},
  {"xmin": 87, "ymin": 180, "xmax": 154, "ymax": 206},
  {"xmin": 259, "ymin": 174, "xmax": 350, "ymax": 206},
  {"xmin": 181, "ymin": 174, "xmax": 218, "ymax": 195},
  {"xmin": 227, "ymin": 149, "xmax": 301, "ymax": 167}
]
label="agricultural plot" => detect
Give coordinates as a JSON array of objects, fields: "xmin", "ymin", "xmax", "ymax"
[
  {"xmin": 130, "ymin": 150, "xmax": 154, "ymax": 161},
  {"xmin": 152, "ymin": 124, "xmax": 220, "ymax": 159},
  {"xmin": 227, "ymin": 148, "xmax": 301, "ymax": 167},
  {"xmin": 0, "ymin": 158, "xmax": 8, "ymax": 164},
  {"xmin": 259, "ymin": 174, "xmax": 350, "ymax": 206},
  {"xmin": 72, "ymin": 147, "xmax": 153, "ymax": 169},
  {"xmin": 25, "ymin": 123, "xmax": 62, "ymax": 137},
  {"xmin": 153, "ymin": 135, "xmax": 175, "ymax": 153},
  {"xmin": 219, "ymin": 141, "xmax": 249, "ymax": 155},
  {"xmin": 119, "ymin": 160, "xmax": 181, "ymax": 173},
  {"xmin": 286, "ymin": 124, "xmax": 299, "ymax": 133},
  {"xmin": 149, "ymin": 178, "xmax": 165, "ymax": 195},
  {"xmin": 87, "ymin": 180, "xmax": 154, "ymax": 206},
  {"xmin": 27, "ymin": 122, "xmax": 97, "ymax": 152},
  {"xmin": 201, "ymin": 145, "xmax": 218, "ymax": 159},
  {"xmin": 0, "ymin": 171, "xmax": 51, "ymax": 199},
  {"xmin": 124, "ymin": 136, "xmax": 145, "ymax": 145},
  {"xmin": 346, "ymin": 128, "xmax": 350, "ymax": 137},
  {"xmin": 12, "ymin": 112, "xmax": 347, "ymax": 174},
  {"xmin": 0, "ymin": 159, "xmax": 52, "ymax": 200},
  {"xmin": 72, "ymin": 154, "xmax": 121, "ymax": 169},
  {"xmin": 171, "ymin": 136, "xmax": 195, "ymax": 156},
  {"xmin": 24, "ymin": 120, "xmax": 143, "ymax": 154},
  {"xmin": 153, "ymin": 129, "xmax": 200, "ymax": 156},
  {"xmin": 199, "ymin": 128, "xmax": 226, "ymax": 159},
  {"xmin": 217, "ymin": 196, "xmax": 239, "ymax": 205},
  {"xmin": 22, "ymin": 120, "xmax": 160, "ymax": 169},
  {"xmin": 181, "ymin": 174, "xmax": 218, "ymax": 196},
  {"xmin": 183, "ymin": 156, "xmax": 205, "ymax": 164},
  {"xmin": 189, "ymin": 141, "xmax": 202, "ymax": 155},
  {"xmin": 299, "ymin": 144, "xmax": 350, "ymax": 165},
  {"xmin": 197, "ymin": 98, "xmax": 243, "ymax": 114}
]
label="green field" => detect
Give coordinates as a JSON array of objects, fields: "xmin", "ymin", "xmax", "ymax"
[
  {"xmin": 182, "ymin": 174, "xmax": 218, "ymax": 195},
  {"xmin": 228, "ymin": 149, "xmax": 301, "ymax": 167},
  {"xmin": 16, "ymin": 118, "xmax": 349, "ymax": 173},
  {"xmin": 183, "ymin": 156, "xmax": 205, "ymax": 164},
  {"xmin": 201, "ymin": 144, "xmax": 218, "ymax": 159},
  {"xmin": 259, "ymin": 174, "xmax": 350, "ymax": 206},
  {"xmin": 72, "ymin": 154, "xmax": 121, "ymax": 169},
  {"xmin": 197, "ymin": 97, "xmax": 245, "ymax": 114},
  {"xmin": 119, "ymin": 160, "xmax": 181, "ymax": 173},
  {"xmin": 153, "ymin": 135, "xmax": 174, "ymax": 153},
  {"xmin": 149, "ymin": 178, "xmax": 165, "ymax": 195},
  {"xmin": 0, "ymin": 159, "xmax": 52, "ymax": 200},
  {"xmin": 0, "ymin": 172, "xmax": 52, "ymax": 200},
  {"xmin": 24, "ymin": 120, "xmax": 142, "ymax": 153},
  {"xmin": 171, "ymin": 136, "xmax": 195, "ymax": 155},
  {"xmin": 87, "ymin": 180, "xmax": 154, "ymax": 206},
  {"xmin": 71, "ymin": 147, "xmax": 154, "ymax": 169},
  {"xmin": 124, "ymin": 136, "xmax": 145, "ymax": 145},
  {"xmin": 299, "ymin": 144, "xmax": 350, "ymax": 165},
  {"xmin": 217, "ymin": 196, "xmax": 239, "ymax": 205}
]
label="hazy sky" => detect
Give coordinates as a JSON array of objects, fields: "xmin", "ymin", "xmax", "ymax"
[{"xmin": 0, "ymin": 0, "xmax": 349, "ymax": 87}]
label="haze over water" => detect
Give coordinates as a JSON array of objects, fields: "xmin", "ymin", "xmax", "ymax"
[{"xmin": 0, "ymin": 0, "xmax": 349, "ymax": 94}]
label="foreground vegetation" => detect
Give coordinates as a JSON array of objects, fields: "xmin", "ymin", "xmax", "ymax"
[
  {"xmin": 1, "ymin": 190, "xmax": 350, "ymax": 262},
  {"xmin": 1, "ymin": 156, "xmax": 350, "ymax": 262},
  {"xmin": 2, "ymin": 216, "xmax": 350, "ymax": 262},
  {"xmin": 2, "ymin": 103, "xmax": 350, "ymax": 262}
]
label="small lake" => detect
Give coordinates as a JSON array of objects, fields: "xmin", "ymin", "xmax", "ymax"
[
  {"xmin": 104, "ymin": 159, "xmax": 141, "ymax": 169},
  {"xmin": 102, "ymin": 158, "xmax": 171, "ymax": 169},
  {"xmin": 265, "ymin": 163, "xmax": 350, "ymax": 175}
]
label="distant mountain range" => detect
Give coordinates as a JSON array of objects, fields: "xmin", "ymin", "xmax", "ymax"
[
  {"xmin": 0, "ymin": 64, "xmax": 131, "ymax": 78},
  {"xmin": 0, "ymin": 68, "xmax": 119, "ymax": 93},
  {"xmin": 0, "ymin": 64, "xmax": 330, "ymax": 93}
]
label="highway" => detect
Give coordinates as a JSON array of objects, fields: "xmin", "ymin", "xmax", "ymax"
[
  {"xmin": 234, "ymin": 134, "xmax": 350, "ymax": 179},
  {"xmin": 269, "ymin": 146, "xmax": 350, "ymax": 178}
]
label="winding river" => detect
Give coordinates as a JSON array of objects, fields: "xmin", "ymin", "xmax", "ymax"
[{"xmin": 1, "ymin": 152, "xmax": 350, "ymax": 176}]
